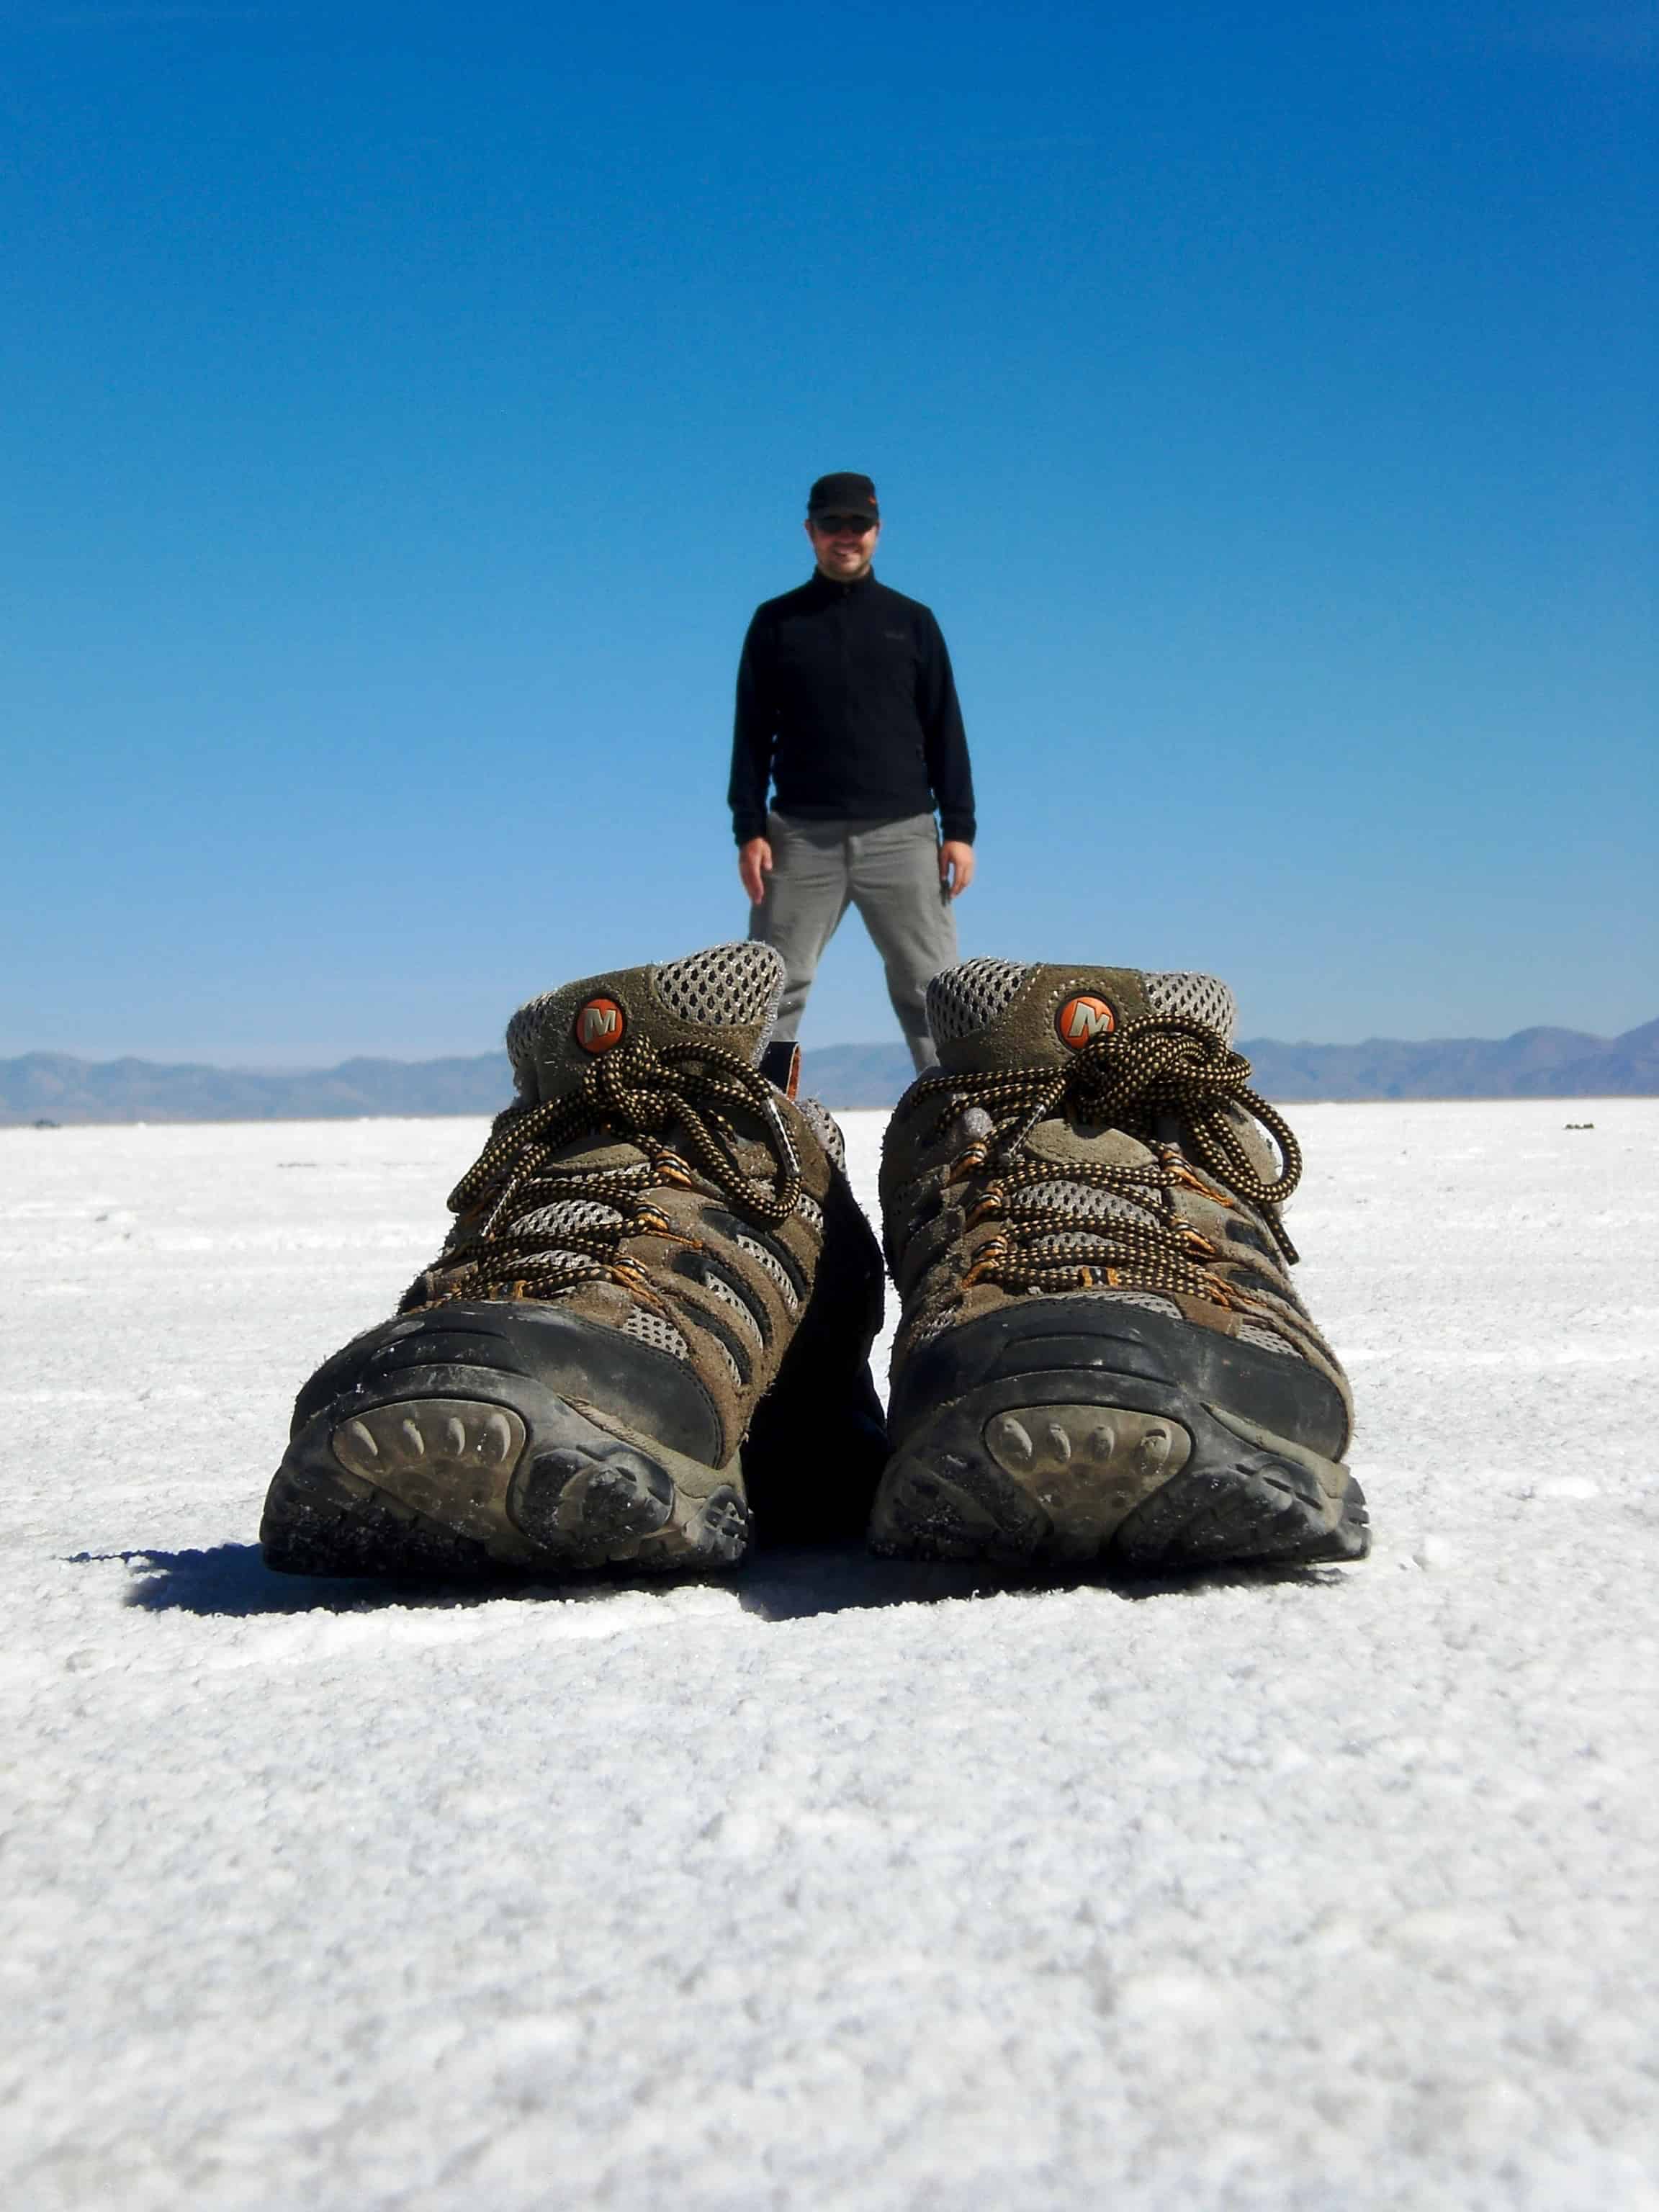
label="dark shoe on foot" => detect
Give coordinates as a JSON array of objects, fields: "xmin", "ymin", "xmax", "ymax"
[
  {"xmin": 870, "ymin": 960, "xmax": 1367, "ymax": 1571},
  {"xmin": 261, "ymin": 944, "xmax": 886, "ymax": 1580}
]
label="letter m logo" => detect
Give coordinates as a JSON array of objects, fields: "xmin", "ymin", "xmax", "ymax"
[
  {"xmin": 574, "ymin": 997, "xmax": 626, "ymax": 1053},
  {"xmin": 1056, "ymin": 994, "xmax": 1115, "ymax": 1050}
]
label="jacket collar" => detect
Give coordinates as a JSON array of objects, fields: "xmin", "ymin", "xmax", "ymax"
[{"xmin": 805, "ymin": 567, "xmax": 877, "ymax": 601}]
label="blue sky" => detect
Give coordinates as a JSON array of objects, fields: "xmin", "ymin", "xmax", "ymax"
[{"xmin": 2, "ymin": 0, "xmax": 1654, "ymax": 1062}]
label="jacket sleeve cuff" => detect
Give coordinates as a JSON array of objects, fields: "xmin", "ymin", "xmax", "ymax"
[
  {"xmin": 940, "ymin": 814, "xmax": 976, "ymax": 845},
  {"xmin": 733, "ymin": 814, "xmax": 768, "ymax": 845}
]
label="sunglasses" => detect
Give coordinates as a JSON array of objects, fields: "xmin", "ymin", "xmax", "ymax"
[{"xmin": 813, "ymin": 514, "xmax": 876, "ymax": 536}]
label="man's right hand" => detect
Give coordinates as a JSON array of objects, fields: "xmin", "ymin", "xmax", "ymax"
[{"xmin": 739, "ymin": 838, "xmax": 774, "ymax": 906}]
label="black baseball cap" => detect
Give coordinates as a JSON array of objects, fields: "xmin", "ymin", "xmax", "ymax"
[{"xmin": 807, "ymin": 472, "xmax": 878, "ymax": 523}]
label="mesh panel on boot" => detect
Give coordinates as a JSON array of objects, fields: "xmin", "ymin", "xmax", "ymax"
[
  {"xmin": 734, "ymin": 1233, "xmax": 802, "ymax": 1313},
  {"xmin": 797, "ymin": 1094, "xmax": 846, "ymax": 1172},
  {"xmin": 1143, "ymin": 971, "xmax": 1238, "ymax": 1042},
  {"xmin": 1030, "ymin": 1228, "xmax": 1132, "ymax": 1259},
  {"xmin": 504, "ymin": 991, "xmax": 567, "ymax": 1092},
  {"xmin": 621, "ymin": 1308, "xmax": 691, "ymax": 1360},
  {"xmin": 1025, "ymin": 1179, "xmax": 1161, "ymax": 1228},
  {"xmin": 515, "ymin": 1200, "xmax": 625, "ymax": 1238},
  {"xmin": 701, "ymin": 1272, "xmax": 767, "ymax": 1349},
  {"xmin": 1238, "ymin": 1321, "xmax": 1296, "ymax": 1355},
  {"xmin": 656, "ymin": 943, "xmax": 784, "ymax": 1031},
  {"xmin": 927, "ymin": 959, "xmax": 1034, "ymax": 1044}
]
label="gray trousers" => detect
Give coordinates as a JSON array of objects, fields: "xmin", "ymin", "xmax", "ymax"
[{"xmin": 747, "ymin": 811, "xmax": 960, "ymax": 1072}]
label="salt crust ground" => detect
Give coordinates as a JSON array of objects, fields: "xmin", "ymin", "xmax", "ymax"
[{"xmin": 3, "ymin": 1102, "xmax": 1658, "ymax": 2211}]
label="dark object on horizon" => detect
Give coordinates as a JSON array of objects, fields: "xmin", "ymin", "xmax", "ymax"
[{"xmin": 1, "ymin": 1015, "xmax": 1655, "ymax": 1125}]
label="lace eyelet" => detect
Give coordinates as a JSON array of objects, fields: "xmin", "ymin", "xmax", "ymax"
[
  {"xmin": 961, "ymin": 1233, "xmax": 1011, "ymax": 1287},
  {"xmin": 965, "ymin": 1182, "xmax": 1005, "ymax": 1228}
]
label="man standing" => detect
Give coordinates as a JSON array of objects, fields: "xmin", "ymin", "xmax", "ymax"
[{"xmin": 729, "ymin": 473, "xmax": 976, "ymax": 1076}]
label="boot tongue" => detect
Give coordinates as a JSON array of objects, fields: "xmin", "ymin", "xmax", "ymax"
[
  {"xmin": 927, "ymin": 960, "xmax": 1238, "ymax": 1075},
  {"xmin": 505, "ymin": 943, "xmax": 785, "ymax": 1105}
]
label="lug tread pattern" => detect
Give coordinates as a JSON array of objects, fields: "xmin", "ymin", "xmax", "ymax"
[
  {"xmin": 868, "ymin": 1447, "xmax": 1048, "ymax": 1563},
  {"xmin": 259, "ymin": 1460, "xmax": 505, "ymax": 1580},
  {"xmin": 331, "ymin": 1398, "xmax": 527, "ymax": 1543},
  {"xmin": 1115, "ymin": 1449, "xmax": 1370, "ymax": 1568},
  {"xmin": 261, "ymin": 1394, "xmax": 752, "ymax": 1581},
  {"xmin": 870, "ymin": 1395, "xmax": 1369, "ymax": 1572}
]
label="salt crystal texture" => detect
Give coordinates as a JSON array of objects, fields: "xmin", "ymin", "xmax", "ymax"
[{"xmin": 2, "ymin": 1100, "xmax": 1658, "ymax": 2209}]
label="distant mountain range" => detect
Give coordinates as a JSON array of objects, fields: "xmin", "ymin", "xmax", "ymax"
[
  {"xmin": 3, "ymin": 1016, "xmax": 1655, "ymax": 1125},
  {"xmin": 1242, "ymin": 1019, "xmax": 1659, "ymax": 1105},
  {"xmin": 0, "ymin": 1052, "xmax": 518, "ymax": 1126}
]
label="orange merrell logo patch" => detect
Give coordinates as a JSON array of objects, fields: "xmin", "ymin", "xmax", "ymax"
[
  {"xmin": 1056, "ymin": 994, "xmax": 1115, "ymax": 1049},
  {"xmin": 573, "ymin": 997, "xmax": 626, "ymax": 1053}
]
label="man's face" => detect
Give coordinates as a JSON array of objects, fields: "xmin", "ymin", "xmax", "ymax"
[{"xmin": 806, "ymin": 511, "xmax": 881, "ymax": 581}]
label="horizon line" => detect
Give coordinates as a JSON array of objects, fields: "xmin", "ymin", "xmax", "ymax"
[{"xmin": 3, "ymin": 1010, "xmax": 1655, "ymax": 1075}]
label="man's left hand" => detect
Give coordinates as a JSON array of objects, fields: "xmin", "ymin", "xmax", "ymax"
[{"xmin": 940, "ymin": 841, "xmax": 975, "ymax": 898}]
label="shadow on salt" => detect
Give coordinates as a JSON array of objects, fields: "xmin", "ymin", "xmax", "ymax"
[{"xmin": 67, "ymin": 1542, "xmax": 1355, "ymax": 1622}]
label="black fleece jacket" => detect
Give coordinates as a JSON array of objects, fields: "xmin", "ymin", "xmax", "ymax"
[{"xmin": 727, "ymin": 570, "xmax": 976, "ymax": 847}]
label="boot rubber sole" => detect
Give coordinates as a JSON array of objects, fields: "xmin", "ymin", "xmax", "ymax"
[
  {"xmin": 868, "ymin": 1368, "xmax": 1367, "ymax": 1571},
  {"xmin": 261, "ymin": 1362, "xmax": 747, "ymax": 1581}
]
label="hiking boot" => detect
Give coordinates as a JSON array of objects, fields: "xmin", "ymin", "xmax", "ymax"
[
  {"xmin": 260, "ymin": 944, "xmax": 887, "ymax": 1580},
  {"xmin": 870, "ymin": 960, "xmax": 1367, "ymax": 1570}
]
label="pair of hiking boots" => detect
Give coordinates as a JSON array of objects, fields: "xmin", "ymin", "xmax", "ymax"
[{"xmin": 260, "ymin": 944, "xmax": 1368, "ymax": 1581}]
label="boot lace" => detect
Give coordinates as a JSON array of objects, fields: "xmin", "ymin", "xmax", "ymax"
[
  {"xmin": 909, "ymin": 1016, "xmax": 1303, "ymax": 1307},
  {"xmin": 401, "ymin": 1033, "xmax": 802, "ymax": 1311}
]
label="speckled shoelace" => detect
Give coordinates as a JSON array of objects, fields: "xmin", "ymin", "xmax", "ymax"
[
  {"xmin": 401, "ymin": 1033, "xmax": 802, "ymax": 1310},
  {"xmin": 909, "ymin": 1016, "xmax": 1303, "ymax": 1306}
]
